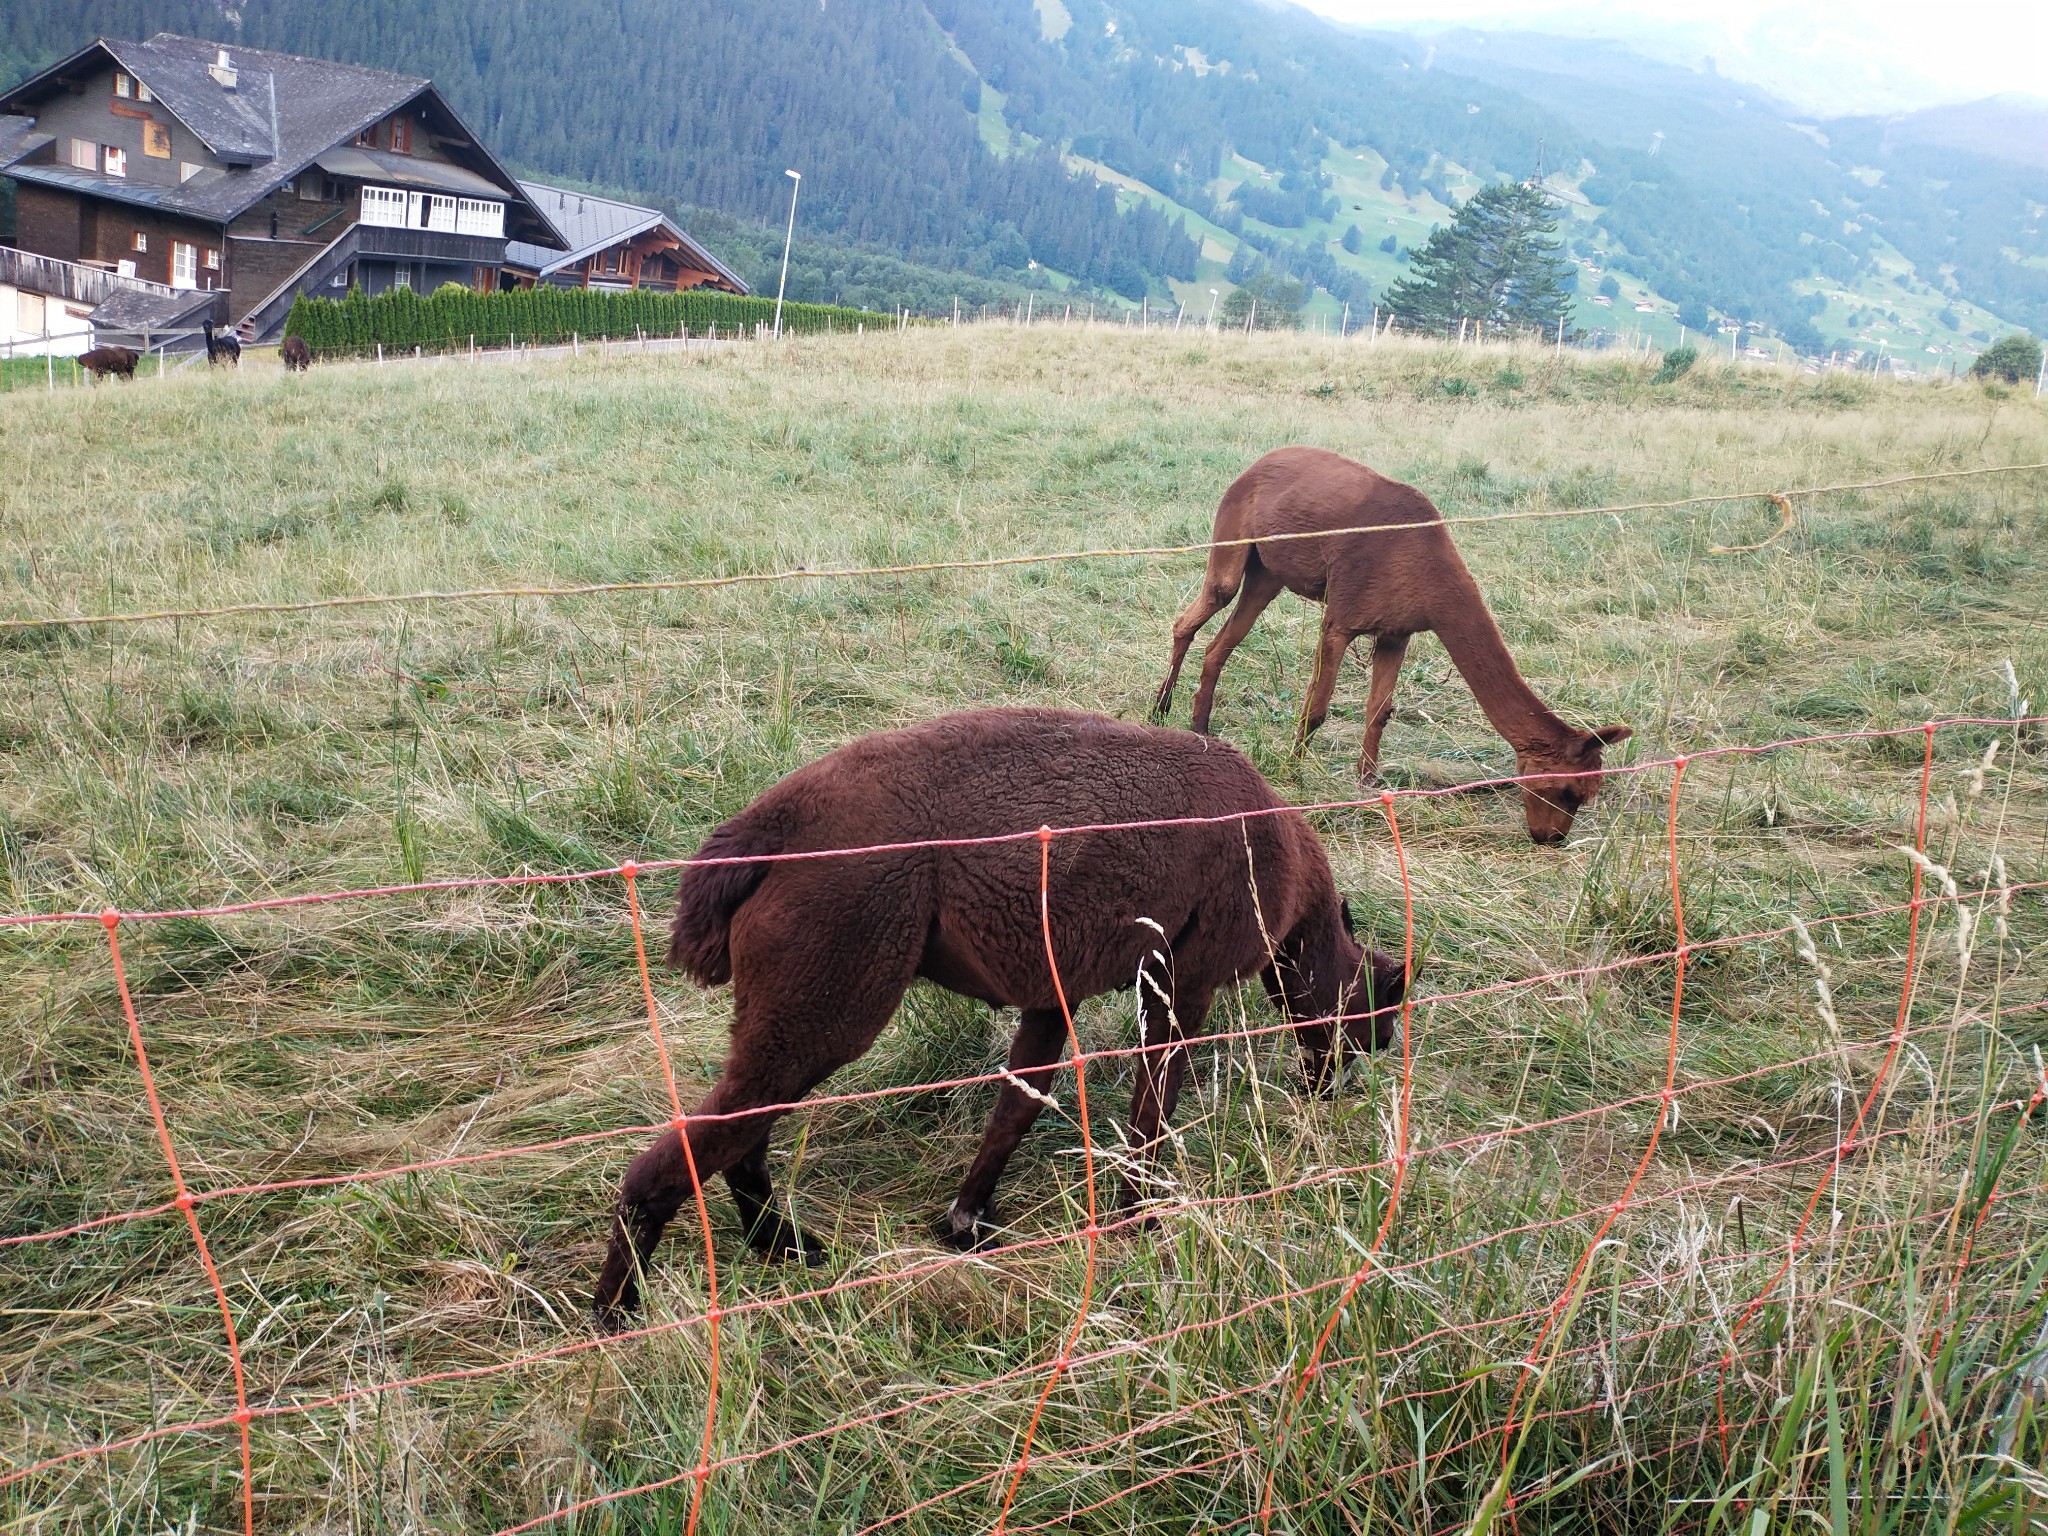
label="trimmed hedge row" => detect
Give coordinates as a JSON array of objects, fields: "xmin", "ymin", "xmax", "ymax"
[{"xmin": 282, "ymin": 284, "xmax": 881, "ymax": 354}]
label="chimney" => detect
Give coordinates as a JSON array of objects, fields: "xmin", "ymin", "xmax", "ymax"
[{"xmin": 209, "ymin": 48, "xmax": 238, "ymax": 90}]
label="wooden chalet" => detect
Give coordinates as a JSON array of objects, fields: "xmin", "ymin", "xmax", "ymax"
[
  {"xmin": 0, "ymin": 34, "xmax": 564, "ymax": 348},
  {"xmin": 504, "ymin": 183, "xmax": 746, "ymax": 294}
]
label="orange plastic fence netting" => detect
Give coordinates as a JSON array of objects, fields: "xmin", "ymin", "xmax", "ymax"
[
  {"xmin": 1, "ymin": 460, "xmax": 2044, "ymax": 635},
  {"xmin": 2, "ymin": 716, "xmax": 2042, "ymax": 1535}
]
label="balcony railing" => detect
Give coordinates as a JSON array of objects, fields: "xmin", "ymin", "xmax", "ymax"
[
  {"xmin": 359, "ymin": 185, "xmax": 504, "ymax": 238},
  {"xmin": 0, "ymin": 245, "xmax": 182, "ymax": 307}
]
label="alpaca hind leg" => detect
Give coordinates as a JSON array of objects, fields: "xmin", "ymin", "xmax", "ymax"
[
  {"xmin": 1187, "ymin": 561, "xmax": 1284, "ymax": 735},
  {"xmin": 726, "ymin": 1134, "xmax": 824, "ymax": 1263},
  {"xmin": 593, "ymin": 1073, "xmax": 786, "ymax": 1328},
  {"xmin": 1294, "ymin": 622, "xmax": 1357, "ymax": 753},
  {"xmin": 595, "ymin": 897, "xmax": 920, "ymax": 1326},
  {"xmin": 1356, "ymin": 633, "xmax": 1411, "ymax": 782},
  {"xmin": 1118, "ymin": 987, "xmax": 1211, "ymax": 1211},
  {"xmin": 1154, "ymin": 546, "xmax": 1250, "ymax": 718},
  {"xmin": 941, "ymin": 1007, "xmax": 1070, "ymax": 1249}
]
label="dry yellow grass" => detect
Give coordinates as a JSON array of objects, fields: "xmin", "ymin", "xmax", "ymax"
[{"xmin": 1, "ymin": 326, "xmax": 2045, "ymax": 1533}]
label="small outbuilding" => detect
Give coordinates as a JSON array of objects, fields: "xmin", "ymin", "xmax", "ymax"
[{"xmin": 503, "ymin": 183, "xmax": 747, "ymax": 294}]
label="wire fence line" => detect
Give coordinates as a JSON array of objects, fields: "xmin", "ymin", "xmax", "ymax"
[
  {"xmin": 3, "ymin": 460, "xmax": 2044, "ymax": 635},
  {"xmin": 2, "ymin": 713, "xmax": 2042, "ymax": 1533}
]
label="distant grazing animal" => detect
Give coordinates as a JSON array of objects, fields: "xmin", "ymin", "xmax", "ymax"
[
  {"xmin": 77, "ymin": 346, "xmax": 139, "ymax": 383},
  {"xmin": 1154, "ymin": 446, "xmax": 1632, "ymax": 845},
  {"xmin": 201, "ymin": 319, "xmax": 240, "ymax": 367},
  {"xmin": 280, "ymin": 335, "xmax": 311, "ymax": 372},
  {"xmin": 593, "ymin": 708, "xmax": 1407, "ymax": 1326}
]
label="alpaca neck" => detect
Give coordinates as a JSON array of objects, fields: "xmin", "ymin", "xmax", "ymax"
[{"xmin": 1430, "ymin": 576, "xmax": 1575, "ymax": 754}]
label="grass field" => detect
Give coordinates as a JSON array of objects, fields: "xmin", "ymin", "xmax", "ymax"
[{"xmin": 2, "ymin": 328, "xmax": 2046, "ymax": 1534}]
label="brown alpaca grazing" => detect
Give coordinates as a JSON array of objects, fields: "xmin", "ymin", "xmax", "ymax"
[
  {"xmin": 280, "ymin": 335, "xmax": 312, "ymax": 372},
  {"xmin": 1154, "ymin": 446, "xmax": 1632, "ymax": 844},
  {"xmin": 593, "ymin": 707, "xmax": 1407, "ymax": 1326},
  {"xmin": 77, "ymin": 346, "xmax": 139, "ymax": 383}
]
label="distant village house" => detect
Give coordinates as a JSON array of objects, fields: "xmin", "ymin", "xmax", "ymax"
[
  {"xmin": 2, "ymin": 36, "xmax": 751, "ymax": 358},
  {"xmin": 504, "ymin": 183, "xmax": 746, "ymax": 295},
  {"xmin": 0, "ymin": 33, "xmax": 574, "ymax": 352}
]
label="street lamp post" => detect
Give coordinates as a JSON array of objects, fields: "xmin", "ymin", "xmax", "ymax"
[
  {"xmin": 1206, "ymin": 288, "xmax": 1219, "ymax": 330},
  {"xmin": 773, "ymin": 169, "xmax": 801, "ymax": 339}
]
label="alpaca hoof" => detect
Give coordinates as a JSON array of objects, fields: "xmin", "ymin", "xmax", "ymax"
[
  {"xmin": 1301, "ymin": 1063, "xmax": 1344, "ymax": 1098},
  {"xmin": 748, "ymin": 1216, "xmax": 827, "ymax": 1266},
  {"xmin": 935, "ymin": 1204, "xmax": 1003, "ymax": 1251},
  {"xmin": 1115, "ymin": 1194, "xmax": 1163, "ymax": 1233},
  {"xmin": 591, "ymin": 1299, "xmax": 636, "ymax": 1336}
]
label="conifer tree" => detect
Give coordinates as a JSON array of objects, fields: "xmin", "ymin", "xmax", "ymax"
[{"xmin": 1384, "ymin": 181, "xmax": 1575, "ymax": 336}]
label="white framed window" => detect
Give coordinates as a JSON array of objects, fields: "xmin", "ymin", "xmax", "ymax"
[
  {"xmin": 114, "ymin": 71, "xmax": 132, "ymax": 98},
  {"xmin": 202, "ymin": 247, "xmax": 220, "ymax": 271},
  {"xmin": 69, "ymin": 138, "xmax": 97, "ymax": 170},
  {"xmin": 103, "ymin": 146, "xmax": 127, "ymax": 177},
  {"xmin": 171, "ymin": 240, "xmax": 197, "ymax": 289},
  {"xmin": 360, "ymin": 185, "xmax": 408, "ymax": 228},
  {"xmin": 418, "ymin": 193, "xmax": 457, "ymax": 232},
  {"xmin": 179, "ymin": 161, "xmax": 204, "ymax": 183},
  {"xmin": 132, "ymin": 231, "xmax": 148, "ymax": 252},
  {"xmin": 455, "ymin": 198, "xmax": 504, "ymax": 237},
  {"xmin": 137, "ymin": 81, "xmax": 154, "ymax": 102}
]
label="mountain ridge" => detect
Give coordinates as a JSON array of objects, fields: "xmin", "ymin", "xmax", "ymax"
[{"xmin": 3, "ymin": 0, "xmax": 2041, "ymax": 350}]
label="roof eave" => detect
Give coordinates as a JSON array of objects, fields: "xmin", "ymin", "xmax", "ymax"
[
  {"xmin": 664, "ymin": 220, "xmax": 749, "ymax": 294},
  {"xmin": 5, "ymin": 163, "xmax": 223, "ymax": 222},
  {"xmin": 0, "ymin": 37, "xmax": 119, "ymax": 115},
  {"xmin": 410, "ymin": 85, "xmax": 566, "ymax": 250}
]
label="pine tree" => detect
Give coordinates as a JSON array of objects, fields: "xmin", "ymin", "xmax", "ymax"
[{"xmin": 1383, "ymin": 181, "xmax": 1575, "ymax": 337}]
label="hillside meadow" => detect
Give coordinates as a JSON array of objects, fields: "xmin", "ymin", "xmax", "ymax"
[{"xmin": 2, "ymin": 328, "xmax": 2046, "ymax": 1534}]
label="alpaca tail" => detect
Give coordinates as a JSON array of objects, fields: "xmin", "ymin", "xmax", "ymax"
[{"xmin": 667, "ymin": 812, "xmax": 783, "ymax": 986}]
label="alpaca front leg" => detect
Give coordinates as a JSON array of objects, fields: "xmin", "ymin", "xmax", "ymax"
[
  {"xmin": 1355, "ymin": 633, "xmax": 1410, "ymax": 782},
  {"xmin": 1118, "ymin": 988, "xmax": 1209, "ymax": 1213},
  {"xmin": 941, "ymin": 1007, "xmax": 1068, "ymax": 1248}
]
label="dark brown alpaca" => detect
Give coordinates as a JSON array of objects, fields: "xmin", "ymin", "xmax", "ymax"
[
  {"xmin": 593, "ymin": 708, "xmax": 1407, "ymax": 1326},
  {"xmin": 280, "ymin": 335, "xmax": 312, "ymax": 372},
  {"xmin": 1154, "ymin": 446, "xmax": 1632, "ymax": 844},
  {"xmin": 77, "ymin": 346, "xmax": 138, "ymax": 382}
]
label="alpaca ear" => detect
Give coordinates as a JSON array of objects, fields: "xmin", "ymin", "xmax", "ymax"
[
  {"xmin": 1339, "ymin": 897, "xmax": 1357, "ymax": 937},
  {"xmin": 1585, "ymin": 724, "xmax": 1633, "ymax": 751},
  {"xmin": 1369, "ymin": 950, "xmax": 1408, "ymax": 1007}
]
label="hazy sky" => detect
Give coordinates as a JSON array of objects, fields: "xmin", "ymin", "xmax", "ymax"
[{"xmin": 1291, "ymin": 1, "xmax": 2048, "ymax": 113}]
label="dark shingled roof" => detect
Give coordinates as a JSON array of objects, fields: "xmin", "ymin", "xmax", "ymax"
[
  {"xmin": 1, "ymin": 35, "xmax": 561, "ymax": 246},
  {"xmin": 506, "ymin": 182, "xmax": 749, "ymax": 292},
  {"xmin": 87, "ymin": 284, "xmax": 223, "ymax": 341}
]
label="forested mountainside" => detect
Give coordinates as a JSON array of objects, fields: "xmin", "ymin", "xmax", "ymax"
[
  {"xmin": 1421, "ymin": 30, "xmax": 2048, "ymax": 341},
  {"xmin": 5, "ymin": 0, "xmax": 2043, "ymax": 343},
  {"xmin": 0, "ymin": 0, "xmax": 1201, "ymax": 301}
]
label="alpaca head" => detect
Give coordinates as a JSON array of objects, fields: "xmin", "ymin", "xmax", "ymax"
[
  {"xmin": 1516, "ymin": 724, "xmax": 1633, "ymax": 845},
  {"xmin": 1285, "ymin": 898, "xmax": 1408, "ymax": 1091}
]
